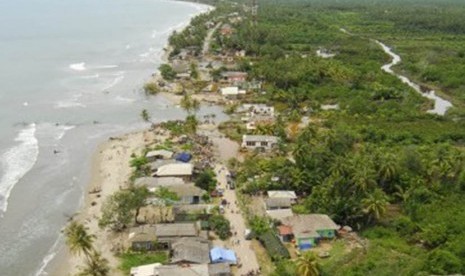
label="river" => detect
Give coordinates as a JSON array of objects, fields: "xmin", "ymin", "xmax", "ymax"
[{"xmin": 375, "ymin": 40, "xmax": 453, "ymax": 115}]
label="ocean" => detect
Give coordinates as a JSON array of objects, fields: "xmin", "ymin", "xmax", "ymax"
[{"xmin": 0, "ymin": 1, "xmax": 224, "ymax": 275}]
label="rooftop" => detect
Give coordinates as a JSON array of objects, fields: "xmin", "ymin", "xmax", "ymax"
[
  {"xmin": 266, "ymin": 209, "xmax": 294, "ymax": 221},
  {"xmin": 146, "ymin": 150, "xmax": 174, "ymax": 159},
  {"xmin": 220, "ymin": 87, "xmax": 246, "ymax": 96},
  {"xmin": 242, "ymin": 135, "xmax": 279, "ymax": 143},
  {"xmin": 281, "ymin": 214, "xmax": 339, "ymax": 238},
  {"xmin": 265, "ymin": 198, "xmax": 292, "ymax": 209},
  {"xmin": 277, "ymin": 225, "xmax": 293, "ymax": 236},
  {"xmin": 134, "ymin": 177, "xmax": 185, "ymax": 190},
  {"xmin": 155, "ymin": 163, "xmax": 193, "ymax": 177},
  {"xmin": 155, "ymin": 223, "xmax": 198, "ymax": 238},
  {"xmin": 267, "ymin": 190, "xmax": 297, "ymax": 200},
  {"xmin": 171, "ymin": 237, "xmax": 210, "ymax": 264},
  {"xmin": 128, "ymin": 225, "xmax": 157, "ymax": 243},
  {"xmin": 166, "ymin": 184, "xmax": 205, "ymax": 197},
  {"xmin": 208, "ymin": 263, "xmax": 231, "ymax": 276},
  {"xmin": 131, "ymin": 264, "xmax": 209, "ymax": 276}
]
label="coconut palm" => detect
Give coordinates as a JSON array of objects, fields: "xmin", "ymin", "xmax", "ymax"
[
  {"xmin": 78, "ymin": 250, "xmax": 110, "ymax": 276},
  {"xmin": 351, "ymin": 165, "xmax": 377, "ymax": 193},
  {"xmin": 64, "ymin": 221, "xmax": 95, "ymax": 258},
  {"xmin": 362, "ymin": 189, "xmax": 389, "ymax": 224},
  {"xmin": 296, "ymin": 251, "xmax": 320, "ymax": 276}
]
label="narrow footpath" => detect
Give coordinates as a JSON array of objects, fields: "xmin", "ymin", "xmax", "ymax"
[{"xmin": 202, "ymin": 22, "xmax": 222, "ymax": 55}]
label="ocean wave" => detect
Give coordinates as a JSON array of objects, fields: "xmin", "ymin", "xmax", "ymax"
[
  {"xmin": 69, "ymin": 62, "xmax": 86, "ymax": 71},
  {"xmin": 34, "ymin": 235, "xmax": 62, "ymax": 276},
  {"xmin": 54, "ymin": 100, "xmax": 86, "ymax": 109},
  {"xmin": 80, "ymin": 73, "xmax": 100, "ymax": 79},
  {"xmin": 102, "ymin": 71, "xmax": 125, "ymax": 91},
  {"xmin": 54, "ymin": 125, "xmax": 76, "ymax": 140},
  {"xmin": 94, "ymin": 65, "xmax": 118, "ymax": 69},
  {"xmin": 115, "ymin": 96, "xmax": 136, "ymax": 103},
  {"xmin": 0, "ymin": 123, "xmax": 39, "ymax": 215}
]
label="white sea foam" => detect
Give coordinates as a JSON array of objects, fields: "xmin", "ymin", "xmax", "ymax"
[
  {"xmin": 114, "ymin": 96, "xmax": 136, "ymax": 103},
  {"xmin": 34, "ymin": 236, "xmax": 61, "ymax": 276},
  {"xmin": 23, "ymin": 102, "xmax": 29, "ymax": 107},
  {"xmin": 0, "ymin": 124, "xmax": 39, "ymax": 215},
  {"xmin": 54, "ymin": 125, "xmax": 76, "ymax": 140},
  {"xmin": 69, "ymin": 62, "xmax": 86, "ymax": 71},
  {"xmin": 80, "ymin": 73, "xmax": 100, "ymax": 79},
  {"xmin": 94, "ymin": 64, "xmax": 118, "ymax": 69},
  {"xmin": 102, "ymin": 71, "xmax": 125, "ymax": 91},
  {"xmin": 54, "ymin": 100, "xmax": 86, "ymax": 109}
]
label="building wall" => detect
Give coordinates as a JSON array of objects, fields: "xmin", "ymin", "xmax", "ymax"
[
  {"xmin": 317, "ymin": 229, "xmax": 336, "ymax": 239},
  {"xmin": 297, "ymin": 237, "xmax": 316, "ymax": 250}
]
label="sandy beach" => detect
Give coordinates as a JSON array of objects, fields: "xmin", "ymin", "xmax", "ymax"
[{"xmin": 51, "ymin": 128, "xmax": 169, "ymax": 276}]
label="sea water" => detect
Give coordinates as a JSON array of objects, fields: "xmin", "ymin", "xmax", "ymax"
[{"xmin": 0, "ymin": 1, "xmax": 224, "ymax": 275}]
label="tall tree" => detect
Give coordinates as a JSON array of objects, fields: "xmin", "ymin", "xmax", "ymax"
[
  {"xmin": 296, "ymin": 251, "xmax": 320, "ymax": 276},
  {"xmin": 64, "ymin": 221, "xmax": 95, "ymax": 258},
  {"xmin": 78, "ymin": 250, "xmax": 110, "ymax": 276},
  {"xmin": 362, "ymin": 188, "xmax": 389, "ymax": 224}
]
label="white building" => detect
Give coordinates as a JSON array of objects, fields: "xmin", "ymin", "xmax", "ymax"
[
  {"xmin": 241, "ymin": 135, "xmax": 278, "ymax": 150},
  {"xmin": 220, "ymin": 86, "xmax": 246, "ymax": 97}
]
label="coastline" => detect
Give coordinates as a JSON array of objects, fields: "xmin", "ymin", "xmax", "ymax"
[
  {"xmin": 46, "ymin": 2, "xmax": 214, "ymax": 275},
  {"xmin": 50, "ymin": 129, "xmax": 166, "ymax": 276}
]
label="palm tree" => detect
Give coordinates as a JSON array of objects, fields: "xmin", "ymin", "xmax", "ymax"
[
  {"xmin": 78, "ymin": 250, "xmax": 110, "ymax": 276},
  {"xmin": 296, "ymin": 251, "xmax": 320, "ymax": 276},
  {"xmin": 377, "ymin": 153, "xmax": 398, "ymax": 191},
  {"xmin": 362, "ymin": 189, "xmax": 389, "ymax": 224},
  {"xmin": 64, "ymin": 221, "xmax": 95, "ymax": 258},
  {"xmin": 351, "ymin": 166, "xmax": 377, "ymax": 193}
]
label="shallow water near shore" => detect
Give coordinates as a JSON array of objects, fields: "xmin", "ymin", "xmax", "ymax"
[{"xmin": 0, "ymin": 1, "xmax": 224, "ymax": 275}]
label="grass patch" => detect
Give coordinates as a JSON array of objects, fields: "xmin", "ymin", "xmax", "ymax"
[{"xmin": 119, "ymin": 252, "xmax": 168, "ymax": 274}]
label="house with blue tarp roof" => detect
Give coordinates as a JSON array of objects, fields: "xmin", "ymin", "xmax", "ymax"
[
  {"xmin": 210, "ymin": 247, "xmax": 237, "ymax": 264},
  {"xmin": 176, "ymin": 152, "xmax": 192, "ymax": 163}
]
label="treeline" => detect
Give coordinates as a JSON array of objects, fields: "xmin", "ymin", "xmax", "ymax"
[{"xmin": 214, "ymin": 0, "xmax": 465, "ymax": 274}]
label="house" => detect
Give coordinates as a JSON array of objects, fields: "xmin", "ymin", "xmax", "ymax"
[
  {"xmin": 267, "ymin": 190, "xmax": 297, "ymax": 204},
  {"xmin": 277, "ymin": 225, "xmax": 294, "ymax": 242},
  {"xmin": 220, "ymin": 86, "xmax": 246, "ymax": 97},
  {"xmin": 210, "ymin": 247, "xmax": 237, "ymax": 264},
  {"xmin": 280, "ymin": 214, "xmax": 339, "ymax": 250},
  {"xmin": 171, "ymin": 237, "xmax": 210, "ymax": 264},
  {"xmin": 154, "ymin": 163, "xmax": 193, "ymax": 180},
  {"xmin": 130, "ymin": 263, "xmax": 209, "ymax": 276},
  {"xmin": 265, "ymin": 197, "xmax": 292, "ymax": 210},
  {"xmin": 155, "ymin": 222, "xmax": 200, "ymax": 246},
  {"xmin": 128, "ymin": 226, "xmax": 157, "ymax": 251},
  {"xmin": 221, "ymin": 71, "xmax": 247, "ymax": 83},
  {"xmin": 146, "ymin": 150, "xmax": 174, "ymax": 162},
  {"xmin": 208, "ymin": 263, "xmax": 232, "ymax": 276},
  {"xmin": 148, "ymin": 159, "xmax": 178, "ymax": 172},
  {"xmin": 266, "ymin": 208, "xmax": 294, "ymax": 221},
  {"xmin": 220, "ymin": 24, "xmax": 234, "ymax": 36},
  {"xmin": 175, "ymin": 152, "xmax": 192, "ymax": 163},
  {"xmin": 176, "ymin": 73, "xmax": 191, "ymax": 80},
  {"xmin": 166, "ymin": 184, "xmax": 206, "ymax": 205},
  {"xmin": 130, "ymin": 263, "xmax": 162, "ymax": 276},
  {"xmin": 241, "ymin": 135, "xmax": 278, "ymax": 150},
  {"xmin": 134, "ymin": 176, "xmax": 185, "ymax": 191},
  {"xmin": 136, "ymin": 205, "xmax": 174, "ymax": 224}
]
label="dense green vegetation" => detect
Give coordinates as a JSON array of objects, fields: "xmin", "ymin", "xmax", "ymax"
[
  {"xmin": 208, "ymin": 0, "xmax": 465, "ymax": 274},
  {"xmin": 118, "ymin": 252, "xmax": 168, "ymax": 275}
]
